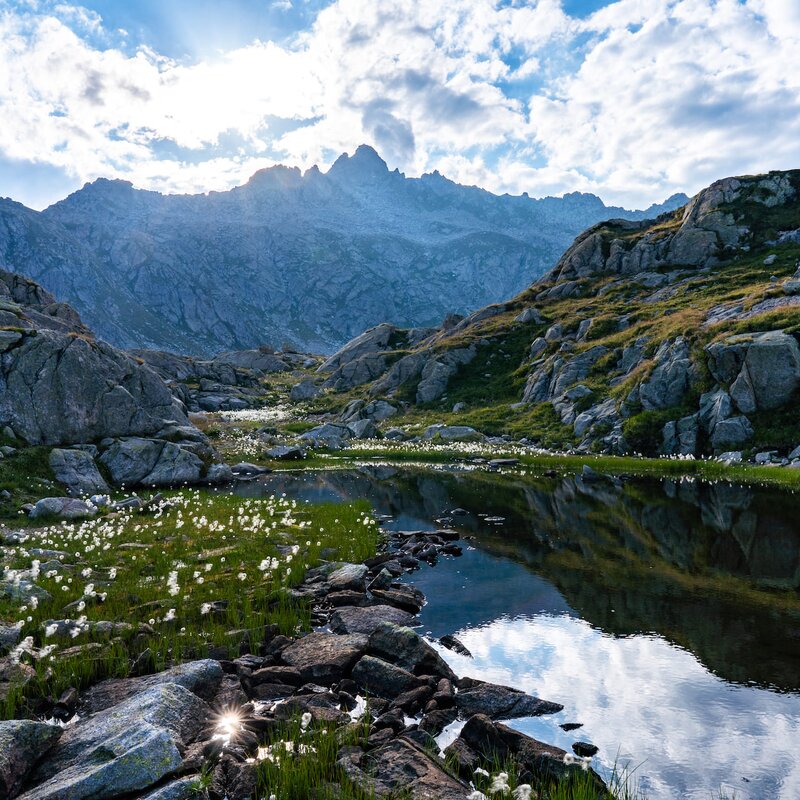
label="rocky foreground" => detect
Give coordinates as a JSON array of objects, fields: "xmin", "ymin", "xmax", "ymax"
[{"xmin": 0, "ymin": 522, "xmax": 601, "ymax": 800}]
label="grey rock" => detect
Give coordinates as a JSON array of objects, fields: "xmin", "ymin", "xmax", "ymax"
[
  {"xmin": 368, "ymin": 622, "xmax": 456, "ymax": 681},
  {"xmin": 230, "ymin": 462, "xmax": 270, "ymax": 476},
  {"xmin": 299, "ymin": 423, "xmax": 353, "ymax": 449},
  {"xmin": 0, "ymin": 273, "xmax": 193, "ymax": 447},
  {"xmin": 79, "ymin": 660, "xmax": 223, "ymax": 714},
  {"xmin": 416, "ymin": 347, "xmax": 476, "ymax": 404},
  {"xmin": 265, "ymin": 445, "xmax": 306, "ymax": 460},
  {"xmin": 328, "ymin": 563, "xmax": 370, "ymax": 592},
  {"xmin": 707, "ymin": 331, "xmax": 800, "ymax": 413},
  {"xmin": 18, "ymin": 683, "xmax": 210, "ymax": 800},
  {"xmin": 529, "ymin": 337, "xmax": 548, "ymax": 359},
  {"xmin": 351, "ymin": 655, "xmax": 424, "ymax": 699},
  {"xmin": 99, "ymin": 439, "xmax": 203, "ymax": 487},
  {"xmin": 347, "ymin": 419, "xmax": 378, "ymax": 439},
  {"xmin": 0, "ymin": 720, "xmax": 62, "ymax": 799},
  {"xmin": 281, "ymin": 632, "xmax": 368, "ymax": 683},
  {"xmin": 28, "ymin": 497, "xmax": 97, "ymax": 521},
  {"xmin": 289, "ymin": 379, "xmax": 320, "ymax": 401},
  {"xmin": 329, "ymin": 605, "xmax": 415, "ymax": 636},
  {"xmin": 515, "ymin": 307, "xmax": 544, "ymax": 324},
  {"xmin": 456, "ymin": 681, "xmax": 563, "ymax": 720},
  {"xmin": 638, "ymin": 337, "xmax": 695, "ymax": 410},
  {"xmin": 137, "ymin": 776, "xmax": 199, "ymax": 800},
  {"xmin": 421, "ymin": 424, "xmax": 484, "ymax": 443},
  {"xmin": 205, "ymin": 463, "xmax": 234, "ymax": 483},
  {"xmin": 711, "ymin": 415, "xmax": 753, "ymax": 450},
  {"xmin": 0, "ymin": 624, "xmax": 21, "ymax": 655},
  {"xmin": 340, "ymin": 736, "xmax": 470, "ymax": 800},
  {"xmin": 763, "ymin": 254, "xmax": 777, "ymax": 266}
]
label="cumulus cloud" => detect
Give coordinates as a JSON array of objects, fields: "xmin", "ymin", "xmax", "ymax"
[{"xmin": 1, "ymin": 0, "xmax": 799, "ymax": 208}]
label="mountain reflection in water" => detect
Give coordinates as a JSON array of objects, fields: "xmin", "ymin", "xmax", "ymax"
[{"xmin": 241, "ymin": 465, "xmax": 800, "ymax": 799}]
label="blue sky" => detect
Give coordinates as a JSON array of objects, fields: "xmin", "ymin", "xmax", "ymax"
[{"xmin": 1, "ymin": 0, "xmax": 799, "ymax": 209}]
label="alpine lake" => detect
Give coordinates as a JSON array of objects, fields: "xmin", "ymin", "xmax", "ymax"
[{"xmin": 234, "ymin": 462, "xmax": 800, "ymax": 800}]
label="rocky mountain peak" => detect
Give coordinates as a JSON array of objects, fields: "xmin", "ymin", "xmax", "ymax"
[{"xmin": 327, "ymin": 144, "xmax": 390, "ymax": 182}]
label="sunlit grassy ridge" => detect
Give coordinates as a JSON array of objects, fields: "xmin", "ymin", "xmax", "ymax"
[{"xmin": 1, "ymin": 489, "xmax": 378, "ymax": 718}]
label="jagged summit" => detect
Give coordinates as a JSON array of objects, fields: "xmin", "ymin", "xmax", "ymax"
[{"xmin": 0, "ymin": 145, "xmax": 687, "ymax": 355}]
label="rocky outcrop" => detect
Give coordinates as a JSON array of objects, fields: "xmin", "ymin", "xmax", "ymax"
[
  {"xmin": 0, "ymin": 720, "xmax": 62, "ymax": 799},
  {"xmin": 0, "ymin": 270, "xmax": 224, "ymax": 489},
  {"xmin": 547, "ymin": 173, "xmax": 794, "ymax": 283},
  {"xmin": 0, "ymin": 271, "xmax": 191, "ymax": 446},
  {"xmin": 706, "ymin": 331, "xmax": 800, "ymax": 413}
]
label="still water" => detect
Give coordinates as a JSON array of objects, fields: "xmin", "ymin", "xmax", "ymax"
[{"xmin": 243, "ymin": 464, "xmax": 800, "ymax": 799}]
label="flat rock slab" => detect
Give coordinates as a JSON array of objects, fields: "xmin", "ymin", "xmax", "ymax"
[
  {"xmin": 79, "ymin": 659, "xmax": 223, "ymax": 714},
  {"xmin": 330, "ymin": 604, "xmax": 415, "ymax": 635},
  {"xmin": 0, "ymin": 720, "xmax": 62, "ymax": 798},
  {"xmin": 342, "ymin": 737, "xmax": 471, "ymax": 800},
  {"xmin": 281, "ymin": 632, "xmax": 368, "ymax": 684},
  {"xmin": 19, "ymin": 683, "xmax": 210, "ymax": 800},
  {"xmin": 456, "ymin": 681, "xmax": 563, "ymax": 720},
  {"xmin": 327, "ymin": 563, "xmax": 369, "ymax": 592}
]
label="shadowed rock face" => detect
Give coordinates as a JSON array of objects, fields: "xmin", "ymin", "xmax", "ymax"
[
  {"xmin": 0, "ymin": 147, "xmax": 686, "ymax": 355},
  {"xmin": 0, "ymin": 270, "xmax": 191, "ymax": 446}
]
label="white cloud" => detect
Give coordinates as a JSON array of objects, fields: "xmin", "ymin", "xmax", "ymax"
[{"xmin": 1, "ymin": 0, "xmax": 799, "ymax": 208}]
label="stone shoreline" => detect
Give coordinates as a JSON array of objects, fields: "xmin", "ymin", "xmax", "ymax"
[{"xmin": 1, "ymin": 520, "xmax": 605, "ymax": 800}]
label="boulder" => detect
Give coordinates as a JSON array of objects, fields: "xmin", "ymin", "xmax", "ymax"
[
  {"xmin": 351, "ymin": 655, "xmax": 424, "ymax": 698},
  {"xmin": 638, "ymin": 337, "xmax": 695, "ymax": 410},
  {"xmin": 710, "ymin": 415, "xmax": 753, "ymax": 450},
  {"xmin": 137, "ymin": 776, "xmax": 200, "ymax": 800},
  {"xmin": 0, "ymin": 624, "xmax": 21, "ymax": 655},
  {"xmin": 450, "ymin": 714, "xmax": 603, "ymax": 786},
  {"xmin": 265, "ymin": 445, "xmax": 305, "ymax": 460},
  {"xmin": 28, "ymin": 497, "xmax": 96, "ymax": 520},
  {"xmin": 455, "ymin": 681, "xmax": 563, "ymax": 720},
  {"xmin": 347, "ymin": 419, "xmax": 378, "ymax": 439},
  {"xmin": 281, "ymin": 632, "xmax": 368, "ymax": 684},
  {"xmin": 421, "ymin": 424, "xmax": 485, "ymax": 443},
  {"xmin": 99, "ymin": 439, "xmax": 203, "ymax": 487},
  {"xmin": 0, "ymin": 272, "xmax": 192, "ymax": 447},
  {"xmin": 49, "ymin": 449, "xmax": 109, "ymax": 497},
  {"xmin": 79, "ymin": 660, "xmax": 223, "ymax": 714},
  {"xmin": 415, "ymin": 347, "xmax": 476, "ymax": 404},
  {"xmin": 515, "ymin": 307, "xmax": 544, "ymax": 324},
  {"xmin": 18, "ymin": 683, "xmax": 210, "ymax": 800},
  {"xmin": 368, "ymin": 622, "xmax": 456, "ymax": 680},
  {"xmin": 329, "ymin": 605, "xmax": 415, "ymax": 636},
  {"xmin": 328, "ymin": 563, "xmax": 370, "ymax": 592},
  {"xmin": 299, "ymin": 423, "xmax": 353, "ymax": 449},
  {"xmin": 340, "ymin": 737, "xmax": 470, "ymax": 800},
  {"xmin": 289, "ymin": 379, "xmax": 321, "ymax": 401},
  {"xmin": 707, "ymin": 331, "xmax": 800, "ymax": 412},
  {"xmin": 0, "ymin": 720, "xmax": 62, "ymax": 799}
]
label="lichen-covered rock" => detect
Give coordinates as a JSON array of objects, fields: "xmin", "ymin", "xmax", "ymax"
[
  {"xmin": 99, "ymin": 438, "xmax": 204, "ymax": 487},
  {"xmin": 367, "ymin": 622, "xmax": 456, "ymax": 681},
  {"xmin": 0, "ymin": 720, "xmax": 62, "ymax": 799},
  {"xmin": 18, "ymin": 683, "xmax": 210, "ymax": 800}
]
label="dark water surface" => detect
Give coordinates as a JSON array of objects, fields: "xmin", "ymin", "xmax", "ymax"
[{"xmin": 242, "ymin": 465, "xmax": 800, "ymax": 800}]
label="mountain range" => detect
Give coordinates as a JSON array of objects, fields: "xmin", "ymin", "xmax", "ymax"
[{"xmin": 0, "ymin": 145, "xmax": 687, "ymax": 355}]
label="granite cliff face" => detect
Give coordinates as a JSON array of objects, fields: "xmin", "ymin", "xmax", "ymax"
[
  {"xmin": 303, "ymin": 169, "xmax": 800, "ymax": 459},
  {"xmin": 0, "ymin": 145, "xmax": 686, "ymax": 355},
  {"xmin": 0, "ymin": 269, "xmax": 225, "ymax": 491}
]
